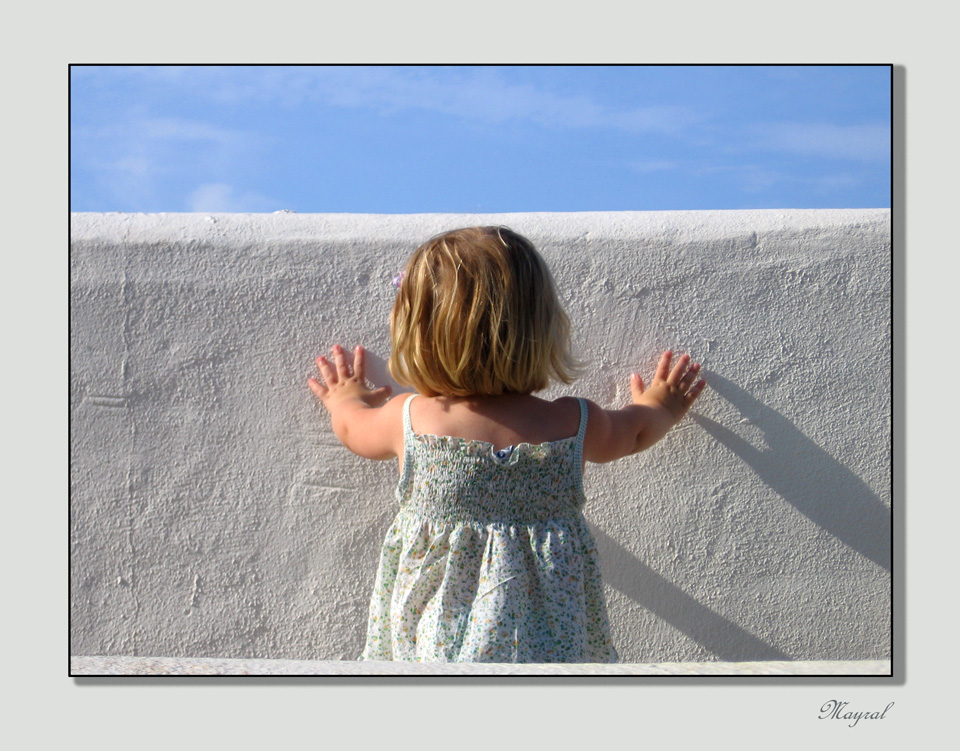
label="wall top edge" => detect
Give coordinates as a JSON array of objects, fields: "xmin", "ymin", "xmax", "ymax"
[
  {"xmin": 70, "ymin": 208, "xmax": 890, "ymax": 242},
  {"xmin": 70, "ymin": 208, "xmax": 889, "ymax": 218}
]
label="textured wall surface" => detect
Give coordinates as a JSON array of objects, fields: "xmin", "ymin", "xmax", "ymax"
[{"xmin": 70, "ymin": 210, "xmax": 891, "ymax": 663}]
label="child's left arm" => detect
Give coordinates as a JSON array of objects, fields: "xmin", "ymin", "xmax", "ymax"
[{"xmin": 308, "ymin": 344, "xmax": 401, "ymax": 461}]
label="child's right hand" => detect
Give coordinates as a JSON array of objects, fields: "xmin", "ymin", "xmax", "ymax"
[
  {"xmin": 308, "ymin": 344, "xmax": 393, "ymax": 412},
  {"xmin": 308, "ymin": 344, "xmax": 401, "ymax": 462},
  {"xmin": 630, "ymin": 351, "xmax": 706, "ymax": 420}
]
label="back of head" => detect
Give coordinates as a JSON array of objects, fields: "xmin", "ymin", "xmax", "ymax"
[{"xmin": 389, "ymin": 226, "xmax": 580, "ymax": 397}]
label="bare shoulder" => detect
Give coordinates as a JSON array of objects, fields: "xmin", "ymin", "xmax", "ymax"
[
  {"xmin": 550, "ymin": 396, "xmax": 603, "ymax": 451},
  {"xmin": 384, "ymin": 392, "xmax": 413, "ymax": 410},
  {"xmin": 381, "ymin": 392, "xmax": 411, "ymax": 427},
  {"xmin": 549, "ymin": 395, "xmax": 586, "ymax": 433},
  {"xmin": 562, "ymin": 396, "xmax": 638, "ymax": 465}
]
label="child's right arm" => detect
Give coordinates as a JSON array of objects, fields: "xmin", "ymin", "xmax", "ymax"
[
  {"xmin": 583, "ymin": 351, "xmax": 706, "ymax": 463},
  {"xmin": 308, "ymin": 344, "xmax": 404, "ymax": 461}
]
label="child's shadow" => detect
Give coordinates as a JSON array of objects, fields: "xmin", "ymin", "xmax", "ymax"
[
  {"xmin": 692, "ymin": 373, "xmax": 890, "ymax": 572},
  {"xmin": 592, "ymin": 374, "xmax": 889, "ymax": 661},
  {"xmin": 351, "ymin": 349, "xmax": 415, "ymax": 397}
]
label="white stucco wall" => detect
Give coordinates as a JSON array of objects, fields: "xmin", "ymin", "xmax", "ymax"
[{"xmin": 70, "ymin": 209, "xmax": 890, "ymax": 663}]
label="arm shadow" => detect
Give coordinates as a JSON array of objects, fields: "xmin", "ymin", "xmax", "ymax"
[
  {"xmin": 590, "ymin": 373, "xmax": 889, "ymax": 661},
  {"xmin": 591, "ymin": 526, "xmax": 791, "ymax": 661},
  {"xmin": 691, "ymin": 373, "xmax": 890, "ymax": 572}
]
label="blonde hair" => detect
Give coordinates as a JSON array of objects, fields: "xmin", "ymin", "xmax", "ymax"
[{"xmin": 389, "ymin": 226, "xmax": 581, "ymax": 397}]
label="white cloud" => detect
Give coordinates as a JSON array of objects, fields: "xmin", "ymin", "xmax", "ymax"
[
  {"xmin": 631, "ymin": 159, "xmax": 680, "ymax": 173},
  {"xmin": 187, "ymin": 183, "xmax": 281, "ymax": 212},
  {"xmin": 103, "ymin": 66, "xmax": 699, "ymax": 135},
  {"xmin": 110, "ymin": 156, "xmax": 151, "ymax": 176},
  {"xmin": 692, "ymin": 162, "xmax": 867, "ymax": 197},
  {"xmin": 313, "ymin": 68, "xmax": 698, "ymax": 134},
  {"xmin": 73, "ymin": 113, "xmax": 267, "ymax": 210},
  {"xmin": 140, "ymin": 117, "xmax": 254, "ymax": 146},
  {"xmin": 809, "ymin": 173, "xmax": 864, "ymax": 193},
  {"xmin": 750, "ymin": 122, "xmax": 889, "ymax": 162}
]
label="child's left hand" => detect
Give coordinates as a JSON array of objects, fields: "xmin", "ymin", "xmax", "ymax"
[{"xmin": 308, "ymin": 344, "xmax": 392, "ymax": 411}]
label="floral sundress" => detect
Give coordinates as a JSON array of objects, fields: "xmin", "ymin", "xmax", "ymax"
[{"xmin": 360, "ymin": 394, "xmax": 617, "ymax": 663}]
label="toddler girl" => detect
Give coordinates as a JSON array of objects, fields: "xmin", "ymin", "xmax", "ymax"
[{"xmin": 308, "ymin": 226, "xmax": 705, "ymax": 663}]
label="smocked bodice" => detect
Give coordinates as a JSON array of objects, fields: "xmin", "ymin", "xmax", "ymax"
[{"xmin": 396, "ymin": 409, "xmax": 587, "ymax": 523}]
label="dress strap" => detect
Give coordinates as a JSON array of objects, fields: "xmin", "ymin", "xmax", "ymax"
[
  {"xmin": 402, "ymin": 393, "xmax": 419, "ymax": 436},
  {"xmin": 574, "ymin": 398, "xmax": 588, "ymax": 469},
  {"xmin": 576, "ymin": 398, "xmax": 589, "ymax": 440},
  {"xmin": 396, "ymin": 394, "xmax": 419, "ymax": 502}
]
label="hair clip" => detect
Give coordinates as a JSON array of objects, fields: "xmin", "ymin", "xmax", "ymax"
[{"xmin": 392, "ymin": 271, "xmax": 405, "ymax": 289}]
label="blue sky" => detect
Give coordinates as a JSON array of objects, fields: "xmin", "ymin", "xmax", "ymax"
[{"xmin": 70, "ymin": 65, "xmax": 891, "ymax": 213}]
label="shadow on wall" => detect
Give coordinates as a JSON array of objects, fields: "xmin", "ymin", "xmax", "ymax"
[
  {"xmin": 591, "ymin": 526, "xmax": 790, "ymax": 661},
  {"xmin": 693, "ymin": 374, "xmax": 890, "ymax": 572},
  {"xmin": 591, "ymin": 373, "xmax": 890, "ymax": 662}
]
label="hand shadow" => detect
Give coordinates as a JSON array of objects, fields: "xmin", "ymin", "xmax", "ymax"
[
  {"xmin": 691, "ymin": 373, "xmax": 890, "ymax": 572},
  {"xmin": 337, "ymin": 348, "xmax": 414, "ymax": 397}
]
